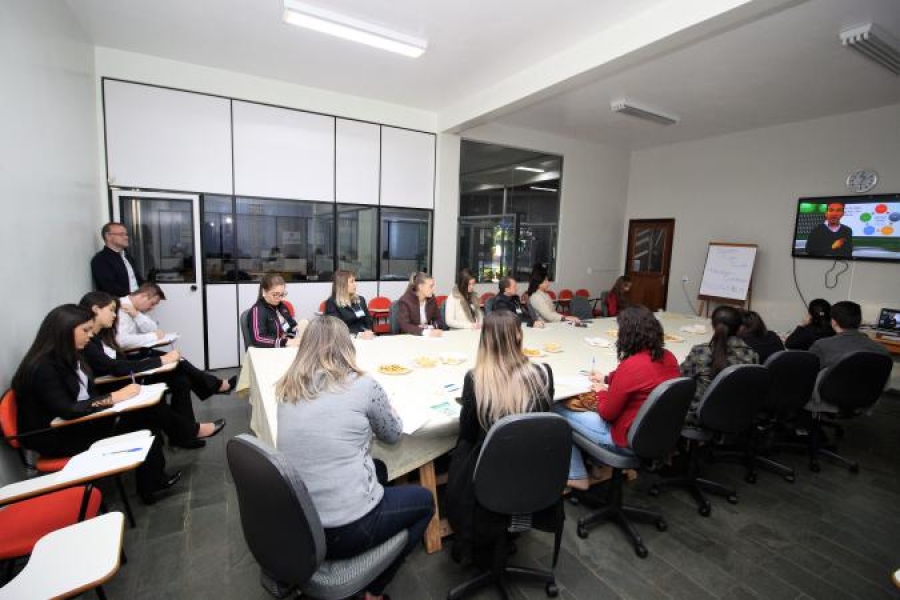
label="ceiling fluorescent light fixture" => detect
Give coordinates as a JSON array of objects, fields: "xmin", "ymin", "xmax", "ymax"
[
  {"xmin": 283, "ymin": 0, "xmax": 427, "ymax": 58},
  {"xmin": 840, "ymin": 23, "xmax": 900, "ymax": 75},
  {"xmin": 515, "ymin": 166, "xmax": 545, "ymax": 173},
  {"xmin": 530, "ymin": 186, "xmax": 557, "ymax": 192},
  {"xmin": 610, "ymin": 98, "xmax": 679, "ymax": 126}
]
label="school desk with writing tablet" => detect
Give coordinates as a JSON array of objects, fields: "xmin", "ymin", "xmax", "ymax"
[{"xmin": 50, "ymin": 383, "xmax": 166, "ymax": 428}]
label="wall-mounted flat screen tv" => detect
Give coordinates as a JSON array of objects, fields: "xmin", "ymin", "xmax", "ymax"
[{"xmin": 791, "ymin": 194, "xmax": 900, "ymax": 262}]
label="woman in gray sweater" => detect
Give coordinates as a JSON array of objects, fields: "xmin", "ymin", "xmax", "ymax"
[{"xmin": 276, "ymin": 317, "xmax": 434, "ymax": 600}]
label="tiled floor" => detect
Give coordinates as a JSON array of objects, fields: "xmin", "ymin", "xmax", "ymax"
[{"xmin": 96, "ymin": 371, "xmax": 900, "ymax": 599}]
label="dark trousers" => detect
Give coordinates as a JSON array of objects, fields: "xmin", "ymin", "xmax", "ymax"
[
  {"xmin": 324, "ymin": 484, "xmax": 434, "ymax": 595},
  {"xmin": 94, "ymin": 380, "xmax": 198, "ymax": 444}
]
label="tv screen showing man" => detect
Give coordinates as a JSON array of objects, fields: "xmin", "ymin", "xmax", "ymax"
[{"xmin": 804, "ymin": 201, "xmax": 853, "ymax": 257}]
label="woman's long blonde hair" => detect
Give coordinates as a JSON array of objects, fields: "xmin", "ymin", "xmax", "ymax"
[
  {"xmin": 473, "ymin": 310, "xmax": 548, "ymax": 429},
  {"xmin": 332, "ymin": 270, "xmax": 359, "ymax": 308},
  {"xmin": 275, "ymin": 317, "xmax": 363, "ymax": 403}
]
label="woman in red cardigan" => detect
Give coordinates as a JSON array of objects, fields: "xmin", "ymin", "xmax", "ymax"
[{"xmin": 554, "ymin": 305, "xmax": 679, "ymax": 490}]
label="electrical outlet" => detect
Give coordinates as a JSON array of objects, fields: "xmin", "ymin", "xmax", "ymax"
[{"xmin": 682, "ymin": 275, "xmax": 689, "ymax": 283}]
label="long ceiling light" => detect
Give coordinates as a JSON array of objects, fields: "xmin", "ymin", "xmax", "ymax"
[
  {"xmin": 283, "ymin": 0, "xmax": 428, "ymax": 58},
  {"xmin": 515, "ymin": 166, "xmax": 545, "ymax": 173},
  {"xmin": 610, "ymin": 98, "xmax": 679, "ymax": 126},
  {"xmin": 840, "ymin": 23, "xmax": 900, "ymax": 75}
]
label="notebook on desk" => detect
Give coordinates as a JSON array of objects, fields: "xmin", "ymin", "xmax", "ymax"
[{"xmin": 876, "ymin": 308, "xmax": 900, "ymax": 340}]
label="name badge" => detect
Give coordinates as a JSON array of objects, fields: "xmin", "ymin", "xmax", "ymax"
[
  {"xmin": 281, "ymin": 320, "xmax": 293, "ymax": 333},
  {"xmin": 353, "ymin": 305, "xmax": 366, "ymax": 318},
  {"xmin": 515, "ymin": 306, "xmax": 523, "ymax": 315}
]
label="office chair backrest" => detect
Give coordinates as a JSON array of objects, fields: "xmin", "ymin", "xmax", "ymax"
[
  {"xmin": 226, "ymin": 435, "xmax": 325, "ymax": 586},
  {"xmin": 763, "ymin": 351, "xmax": 819, "ymax": 414},
  {"xmin": 526, "ymin": 301, "xmax": 540, "ymax": 323},
  {"xmin": 817, "ymin": 351, "xmax": 892, "ymax": 413},
  {"xmin": 389, "ymin": 300, "xmax": 401, "ymax": 335},
  {"xmin": 239, "ymin": 309, "xmax": 252, "ymax": 348},
  {"xmin": 474, "ymin": 413, "xmax": 570, "ymax": 515},
  {"xmin": 484, "ymin": 295, "xmax": 495, "ymax": 315},
  {"xmin": 569, "ymin": 296, "xmax": 593, "ymax": 321},
  {"xmin": 696, "ymin": 364, "xmax": 770, "ymax": 434},
  {"xmin": 628, "ymin": 377, "xmax": 695, "ymax": 458},
  {"xmin": 0, "ymin": 389, "xmax": 20, "ymax": 449},
  {"xmin": 598, "ymin": 291, "xmax": 609, "ymax": 317}
]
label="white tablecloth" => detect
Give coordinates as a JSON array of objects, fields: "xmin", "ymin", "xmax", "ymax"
[{"xmin": 237, "ymin": 312, "xmax": 712, "ymax": 479}]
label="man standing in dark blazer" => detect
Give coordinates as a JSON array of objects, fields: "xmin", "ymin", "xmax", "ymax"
[{"xmin": 91, "ymin": 222, "xmax": 143, "ymax": 297}]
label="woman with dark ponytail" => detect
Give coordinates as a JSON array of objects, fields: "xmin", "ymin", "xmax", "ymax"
[
  {"xmin": 785, "ymin": 298, "xmax": 835, "ymax": 350},
  {"xmin": 680, "ymin": 305, "xmax": 759, "ymax": 421}
]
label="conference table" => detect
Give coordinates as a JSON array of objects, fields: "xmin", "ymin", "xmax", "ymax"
[{"xmin": 236, "ymin": 312, "xmax": 712, "ymax": 553}]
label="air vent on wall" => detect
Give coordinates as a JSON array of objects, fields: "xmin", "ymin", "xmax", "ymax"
[
  {"xmin": 840, "ymin": 23, "xmax": 900, "ymax": 75},
  {"xmin": 610, "ymin": 98, "xmax": 679, "ymax": 126}
]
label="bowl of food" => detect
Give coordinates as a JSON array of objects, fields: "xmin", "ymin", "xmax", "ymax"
[
  {"xmin": 523, "ymin": 347, "xmax": 544, "ymax": 358},
  {"xmin": 414, "ymin": 356, "xmax": 438, "ymax": 368},
  {"xmin": 543, "ymin": 342, "xmax": 563, "ymax": 353},
  {"xmin": 378, "ymin": 364, "xmax": 412, "ymax": 375}
]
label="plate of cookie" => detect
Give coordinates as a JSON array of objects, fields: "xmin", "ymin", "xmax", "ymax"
[
  {"xmin": 439, "ymin": 352, "xmax": 467, "ymax": 365},
  {"xmin": 413, "ymin": 356, "xmax": 438, "ymax": 368},
  {"xmin": 523, "ymin": 347, "xmax": 545, "ymax": 358},
  {"xmin": 543, "ymin": 342, "xmax": 563, "ymax": 353},
  {"xmin": 378, "ymin": 364, "xmax": 412, "ymax": 375}
]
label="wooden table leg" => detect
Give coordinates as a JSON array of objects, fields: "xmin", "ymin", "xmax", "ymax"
[{"xmin": 418, "ymin": 460, "xmax": 443, "ymax": 554}]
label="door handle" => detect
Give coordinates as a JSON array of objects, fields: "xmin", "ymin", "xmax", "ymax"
[{"xmin": 190, "ymin": 285, "xmax": 198, "ymax": 291}]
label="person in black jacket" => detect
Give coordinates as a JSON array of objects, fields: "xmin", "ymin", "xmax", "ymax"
[
  {"xmin": 491, "ymin": 276, "xmax": 545, "ymax": 328},
  {"xmin": 90, "ymin": 222, "xmax": 143, "ymax": 297},
  {"xmin": 785, "ymin": 298, "xmax": 835, "ymax": 350},
  {"xmin": 739, "ymin": 310, "xmax": 785, "ymax": 363},
  {"xmin": 248, "ymin": 274, "xmax": 306, "ymax": 348},
  {"xmin": 324, "ymin": 270, "xmax": 374, "ymax": 339},
  {"xmin": 12, "ymin": 304, "xmax": 181, "ymax": 504},
  {"xmin": 445, "ymin": 311, "xmax": 555, "ymax": 567},
  {"xmin": 78, "ymin": 291, "xmax": 226, "ymax": 448}
]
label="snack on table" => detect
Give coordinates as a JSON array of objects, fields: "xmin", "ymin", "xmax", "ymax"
[
  {"xmin": 543, "ymin": 342, "xmax": 563, "ymax": 353},
  {"xmin": 523, "ymin": 347, "xmax": 542, "ymax": 357},
  {"xmin": 606, "ymin": 329, "xmax": 618, "ymax": 338},
  {"xmin": 439, "ymin": 352, "xmax": 466, "ymax": 365},
  {"xmin": 663, "ymin": 333, "xmax": 685, "ymax": 343},
  {"xmin": 378, "ymin": 364, "xmax": 411, "ymax": 375},
  {"xmin": 414, "ymin": 356, "xmax": 438, "ymax": 368}
]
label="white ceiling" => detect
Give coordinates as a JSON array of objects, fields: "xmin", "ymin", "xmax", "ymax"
[{"xmin": 67, "ymin": 0, "xmax": 900, "ymax": 150}]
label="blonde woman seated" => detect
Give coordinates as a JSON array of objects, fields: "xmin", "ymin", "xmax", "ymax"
[
  {"xmin": 525, "ymin": 271, "xmax": 580, "ymax": 324},
  {"xmin": 446, "ymin": 310, "xmax": 554, "ymax": 565},
  {"xmin": 445, "ymin": 268, "xmax": 483, "ymax": 330},
  {"xmin": 275, "ymin": 317, "xmax": 434, "ymax": 600},
  {"xmin": 397, "ymin": 271, "xmax": 446, "ymax": 337},
  {"xmin": 324, "ymin": 270, "xmax": 375, "ymax": 339}
]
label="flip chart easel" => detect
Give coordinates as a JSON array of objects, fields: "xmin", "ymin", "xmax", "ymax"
[{"xmin": 697, "ymin": 242, "xmax": 757, "ymax": 317}]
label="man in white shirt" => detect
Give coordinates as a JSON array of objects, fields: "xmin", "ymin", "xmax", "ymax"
[{"xmin": 91, "ymin": 222, "xmax": 143, "ymax": 297}]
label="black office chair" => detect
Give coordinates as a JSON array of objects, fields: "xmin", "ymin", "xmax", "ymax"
[
  {"xmin": 447, "ymin": 414, "xmax": 571, "ymax": 599},
  {"xmin": 483, "ymin": 296, "xmax": 496, "ymax": 315},
  {"xmin": 389, "ymin": 300, "xmax": 401, "ymax": 335},
  {"xmin": 226, "ymin": 435, "xmax": 407, "ymax": 600},
  {"xmin": 650, "ymin": 364, "xmax": 770, "ymax": 516},
  {"xmin": 239, "ymin": 309, "xmax": 252, "ymax": 348},
  {"xmin": 804, "ymin": 351, "xmax": 892, "ymax": 473},
  {"xmin": 573, "ymin": 377, "xmax": 695, "ymax": 558},
  {"xmin": 568, "ymin": 295, "xmax": 593, "ymax": 321}
]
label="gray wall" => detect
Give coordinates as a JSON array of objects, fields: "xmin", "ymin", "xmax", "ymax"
[{"xmin": 0, "ymin": 1, "xmax": 100, "ymax": 390}]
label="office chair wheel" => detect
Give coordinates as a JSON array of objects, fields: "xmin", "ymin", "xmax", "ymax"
[
  {"xmin": 849, "ymin": 463, "xmax": 860, "ymax": 474},
  {"xmin": 745, "ymin": 472, "xmax": 757, "ymax": 484},
  {"xmin": 635, "ymin": 544, "xmax": 648, "ymax": 559},
  {"xmin": 648, "ymin": 486, "xmax": 660, "ymax": 497},
  {"xmin": 655, "ymin": 519, "xmax": 667, "ymax": 532},
  {"xmin": 698, "ymin": 504, "xmax": 711, "ymax": 517},
  {"xmin": 809, "ymin": 460, "xmax": 820, "ymax": 473},
  {"xmin": 545, "ymin": 582, "xmax": 559, "ymax": 597},
  {"xmin": 727, "ymin": 494, "xmax": 738, "ymax": 504},
  {"xmin": 576, "ymin": 524, "xmax": 589, "ymax": 539}
]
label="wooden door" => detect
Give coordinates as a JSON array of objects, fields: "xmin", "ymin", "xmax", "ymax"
[{"xmin": 624, "ymin": 219, "xmax": 675, "ymax": 311}]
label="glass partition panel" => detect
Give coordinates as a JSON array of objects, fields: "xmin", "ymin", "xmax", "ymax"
[
  {"xmin": 337, "ymin": 204, "xmax": 378, "ymax": 280},
  {"xmin": 202, "ymin": 195, "xmax": 235, "ymax": 282},
  {"xmin": 235, "ymin": 197, "xmax": 335, "ymax": 282},
  {"xmin": 458, "ymin": 215, "xmax": 517, "ymax": 283},
  {"xmin": 120, "ymin": 195, "xmax": 195, "ymax": 283},
  {"xmin": 380, "ymin": 207, "xmax": 431, "ymax": 280}
]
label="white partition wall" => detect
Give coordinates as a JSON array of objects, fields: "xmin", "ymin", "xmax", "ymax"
[
  {"xmin": 233, "ymin": 101, "xmax": 334, "ymax": 201},
  {"xmin": 378, "ymin": 281, "xmax": 410, "ymax": 302},
  {"xmin": 104, "ymin": 80, "xmax": 232, "ymax": 193},
  {"xmin": 206, "ymin": 285, "xmax": 239, "ymax": 369},
  {"xmin": 380, "ymin": 127, "xmax": 435, "ymax": 209},
  {"xmin": 336, "ymin": 119, "xmax": 380, "ymax": 205},
  {"xmin": 356, "ymin": 282, "xmax": 379, "ymax": 302}
]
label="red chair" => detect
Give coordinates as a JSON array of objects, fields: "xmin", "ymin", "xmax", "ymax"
[
  {"xmin": 435, "ymin": 295, "xmax": 448, "ymax": 308},
  {"xmin": 368, "ymin": 296, "xmax": 392, "ymax": 335},
  {"xmin": 318, "ymin": 300, "xmax": 326, "ymax": 315},
  {"xmin": 282, "ymin": 300, "xmax": 296, "ymax": 317},
  {"xmin": 479, "ymin": 292, "xmax": 495, "ymax": 308},
  {"xmin": 575, "ymin": 289, "xmax": 590, "ymax": 298},
  {"xmin": 0, "ymin": 486, "xmax": 103, "ymax": 564},
  {"xmin": 557, "ymin": 289, "xmax": 573, "ymax": 315},
  {"xmin": 547, "ymin": 290, "xmax": 557, "ymax": 301},
  {"xmin": 0, "ymin": 389, "xmax": 135, "ymax": 528}
]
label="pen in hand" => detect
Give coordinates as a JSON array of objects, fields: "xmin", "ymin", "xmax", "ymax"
[{"xmin": 103, "ymin": 448, "xmax": 142, "ymax": 456}]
